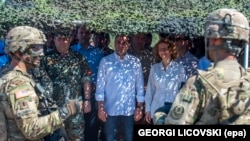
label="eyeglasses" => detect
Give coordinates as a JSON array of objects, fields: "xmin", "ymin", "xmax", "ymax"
[{"xmin": 26, "ymin": 44, "xmax": 44, "ymax": 56}]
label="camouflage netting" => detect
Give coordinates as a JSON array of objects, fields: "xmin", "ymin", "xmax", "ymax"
[{"xmin": 0, "ymin": 0, "xmax": 250, "ymax": 38}]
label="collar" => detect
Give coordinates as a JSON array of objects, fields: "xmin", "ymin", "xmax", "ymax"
[
  {"xmin": 114, "ymin": 52, "xmax": 129, "ymax": 61},
  {"xmin": 160, "ymin": 60, "xmax": 174, "ymax": 70},
  {"xmin": 13, "ymin": 66, "xmax": 32, "ymax": 78}
]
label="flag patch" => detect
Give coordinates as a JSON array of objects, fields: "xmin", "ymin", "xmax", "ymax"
[{"xmin": 15, "ymin": 89, "xmax": 30, "ymax": 99}]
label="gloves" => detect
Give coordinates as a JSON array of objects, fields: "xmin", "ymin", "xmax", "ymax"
[{"xmin": 59, "ymin": 99, "xmax": 83, "ymax": 121}]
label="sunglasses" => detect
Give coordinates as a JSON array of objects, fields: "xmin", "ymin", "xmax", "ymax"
[{"xmin": 26, "ymin": 44, "xmax": 44, "ymax": 56}]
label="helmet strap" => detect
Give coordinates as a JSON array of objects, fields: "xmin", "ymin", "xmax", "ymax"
[
  {"xmin": 224, "ymin": 39, "xmax": 243, "ymax": 57},
  {"xmin": 11, "ymin": 50, "xmax": 39, "ymax": 67}
]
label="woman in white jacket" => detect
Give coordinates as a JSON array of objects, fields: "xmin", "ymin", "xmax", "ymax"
[{"xmin": 145, "ymin": 39, "xmax": 187, "ymax": 124}]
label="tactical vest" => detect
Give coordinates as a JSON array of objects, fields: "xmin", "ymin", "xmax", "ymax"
[
  {"xmin": 0, "ymin": 67, "xmax": 43, "ymax": 141},
  {"xmin": 195, "ymin": 67, "xmax": 250, "ymax": 125}
]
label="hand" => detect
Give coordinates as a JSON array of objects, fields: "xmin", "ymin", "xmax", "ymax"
[
  {"xmin": 98, "ymin": 108, "xmax": 107, "ymax": 122},
  {"xmin": 134, "ymin": 108, "xmax": 143, "ymax": 122},
  {"xmin": 145, "ymin": 112, "xmax": 151, "ymax": 124},
  {"xmin": 83, "ymin": 100, "xmax": 91, "ymax": 113},
  {"xmin": 59, "ymin": 99, "xmax": 83, "ymax": 120},
  {"xmin": 66, "ymin": 99, "xmax": 83, "ymax": 115}
]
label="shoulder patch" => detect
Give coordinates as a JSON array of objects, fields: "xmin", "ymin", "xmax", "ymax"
[
  {"xmin": 212, "ymin": 68, "xmax": 224, "ymax": 80},
  {"xmin": 15, "ymin": 89, "xmax": 32, "ymax": 99}
]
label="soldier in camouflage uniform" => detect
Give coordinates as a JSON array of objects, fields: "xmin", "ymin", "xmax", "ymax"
[
  {"xmin": 0, "ymin": 26, "xmax": 83, "ymax": 141},
  {"xmin": 128, "ymin": 32, "xmax": 156, "ymax": 125},
  {"xmin": 38, "ymin": 24, "xmax": 92, "ymax": 141},
  {"xmin": 129, "ymin": 32, "xmax": 156, "ymax": 90},
  {"xmin": 163, "ymin": 8, "xmax": 250, "ymax": 125}
]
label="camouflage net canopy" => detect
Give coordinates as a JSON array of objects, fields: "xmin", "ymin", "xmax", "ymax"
[{"xmin": 0, "ymin": 0, "xmax": 250, "ymax": 38}]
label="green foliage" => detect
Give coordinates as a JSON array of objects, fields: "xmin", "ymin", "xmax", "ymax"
[{"xmin": 1, "ymin": 0, "xmax": 250, "ymax": 37}]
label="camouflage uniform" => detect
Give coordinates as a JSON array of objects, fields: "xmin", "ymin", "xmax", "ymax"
[
  {"xmin": 39, "ymin": 49, "xmax": 92, "ymax": 140},
  {"xmin": 128, "ymin": 49, "xmax": 156, "ymax": 89},
  {"xmin": 0, "ymin": 66, "xmax": 64, "ymax": 141},
  {"xmin": 29, "ymin": 67, "xmax": 53, "ymax": 98},
  {"xmin": 0, "ymin": 26, "xmax": 82, "ymax": 141},
  {"xmin": 164, "ymin": 9, "xmax": 250, "ymax": 125}
]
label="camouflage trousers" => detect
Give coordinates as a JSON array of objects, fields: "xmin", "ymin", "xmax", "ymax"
[{"xmin": 64, "ymin": 112, "xmax": 85, "ymax": 141}]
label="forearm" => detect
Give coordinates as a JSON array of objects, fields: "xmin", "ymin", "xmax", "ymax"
[
  {"xmin": 83, "ymin": 81, "xmax": 92, "ymax": 113},
  {"xmin": 97, "ymin": 101, "xmax": 105, "ymax": 110},
  {"xmin": 0, "ymin": 108, "xmax": 7, "ymax": 141},
  {"xmin": 16, "ymin": 110, "xmax": 63, "ymax": 140},
  {"xmin": 83, "ymin": 81, "xmax": 91, "ymax": 100}
]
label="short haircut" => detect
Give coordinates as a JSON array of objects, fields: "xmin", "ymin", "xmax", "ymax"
[{"xmin": 94, "ymin": 32, "xmax": 110, "ymax": 40}]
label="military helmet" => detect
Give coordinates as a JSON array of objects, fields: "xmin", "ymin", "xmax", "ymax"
[
  {"xmin": 5, "ymin": 26, "xmax": 46, "ymax": 54},
  {"xmin": 204, "ymin": 8, "xmax": 249, "ymax": 43}
]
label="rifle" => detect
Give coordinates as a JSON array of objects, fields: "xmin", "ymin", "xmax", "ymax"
[
  {"xmin": 64, "ymin": 86, "xmax": 70, "ymax": 104},
  {"xmin": 35, "ymin": 83, "xmax": 68, "ymax": 141},
  {"xmin": 35, "ymin": 83, "xmax": 56, "ymax": 115}
]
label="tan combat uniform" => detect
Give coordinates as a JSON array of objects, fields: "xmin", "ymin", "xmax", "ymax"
[
  {"xmin": 165, "ymin": 59, "xmax": 250, "ymax": 125},
  {"xmin": 0, "ymin": 66, "xmax": 64, "ymax": 141}
]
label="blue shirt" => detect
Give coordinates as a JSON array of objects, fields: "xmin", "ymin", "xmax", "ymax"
[
  {"xmin": 145, "ymin": 61, "xmax": 187, "ymax": 118},
  {"xmin": 0, "ymin": 40, "xmax": 10, "ymax": 68},
  {"xmin": 95, "ymin": 53, "xmax": 145, "ymax": 116},
  {"xmin": 0, "ymin": 55, "xmax": 10, "ymax": 68},
  {"xmin": 198, "ymin": 56, "xmax": 211, "ymax": 71},
  {"xmin": 71, "ymin": 43, "xmax": 104, "ymax": 83},
  {"xmin": 0, "ymin": 40, "xmax": 5, "ymax": 54}
]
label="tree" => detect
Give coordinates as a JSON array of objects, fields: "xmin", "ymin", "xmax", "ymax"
[{"xmin": 0, "ymin": 0, "xmax": 250, "ymax": 37}]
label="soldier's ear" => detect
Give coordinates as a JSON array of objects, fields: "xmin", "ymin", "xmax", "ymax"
[{"xmin": 15, "ymin": 51, "xmax": 24, "ymax": 57}]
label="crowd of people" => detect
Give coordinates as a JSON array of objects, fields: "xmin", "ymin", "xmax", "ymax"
[{"xmin": 0, "ymin": 7, "xmax": 250, "ymax": 141}]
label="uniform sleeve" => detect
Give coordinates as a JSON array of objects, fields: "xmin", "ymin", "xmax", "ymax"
[
  {"xmin": 6, "ymin": 78, "xmax": 63, "ymax": 140},
  {"xmin": 165, "ymin": 75, "xmax": 202, "ymax": 125},
  {"xmin": 0, "ymin": 103, "xmax": 7, "ymax": 141},
  {"xmin": 80, "ymin": 56, "xmax": 92, "ymax": 83}
]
